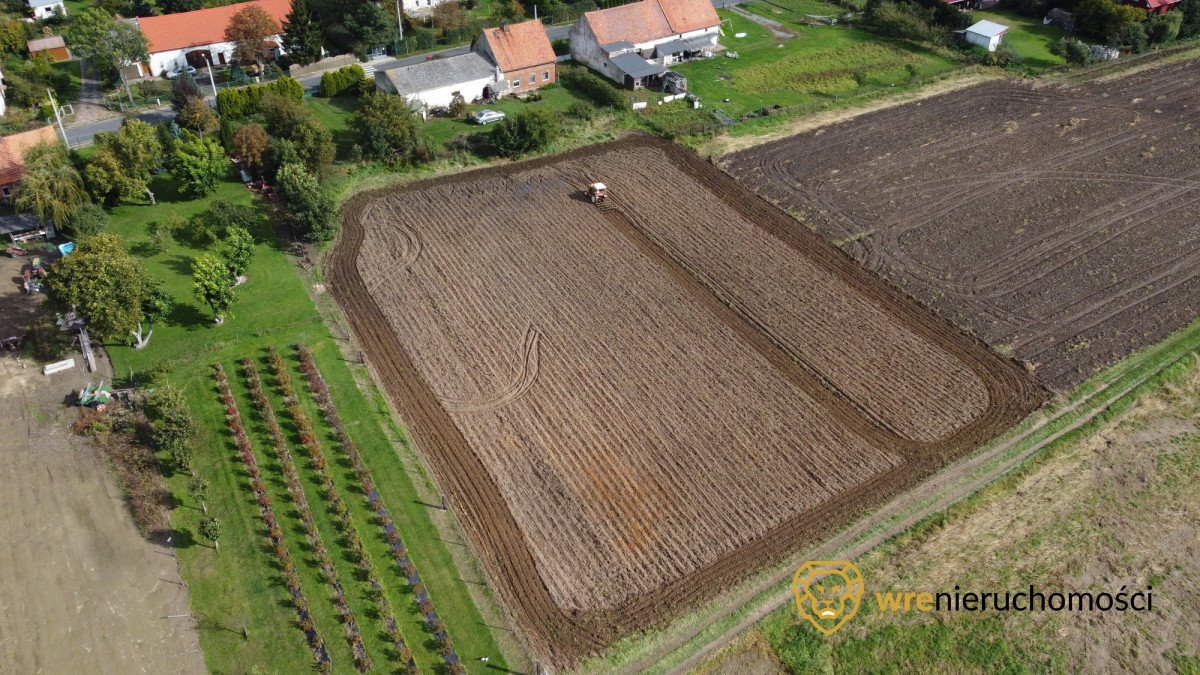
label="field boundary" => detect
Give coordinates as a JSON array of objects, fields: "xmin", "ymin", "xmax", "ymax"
[
  {"xmin": 326, "ymin": 134, "xmax": 1042, "ymax": 668},
  {"xmin": 601, "ymin": 315, "xmax": 1200, "ymax": 674}
]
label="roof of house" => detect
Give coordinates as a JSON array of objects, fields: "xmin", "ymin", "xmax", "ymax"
[
  {"xmin": 1143, "ymin": 0, "xmax": 1181, "ymax": 8},
  {"xmin": 27, "ymin": 0, "xmax": 63, "ymax": 8},
  {"xmin": 0, "ymin": 212, "xmax": 43, "ymax": 236},
  {"xmin": 966, "ymin": 20, "xmax": 1009, "ymax": 38},
  {"xmin": 27, "ymin": 35, "xmax": 66, "ymax": 52},
  {"xmin": 379, "ymin": 52, "xmax": 496, "ymax": 96},
  {"xmin": 0, "ymin": 126, "xmax": 58, "ymax": 186},
  {"xmin": 477, "ymin": 19, "xmax": 555, "ymax": 72},
  {"xmin": 581, "ymin": 0, "xmax": 719, "ymax": 46},
  {"xmin": 136, "ymin": 0, "xmax": 290, "ymax": 53}
]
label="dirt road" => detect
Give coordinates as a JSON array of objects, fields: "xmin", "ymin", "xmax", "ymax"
[{"xmin": 0, "ymin": 354, "xmax": 204, "ymax": 670}]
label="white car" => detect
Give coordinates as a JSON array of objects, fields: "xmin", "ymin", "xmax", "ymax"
[
  {"xmin": 471, "ymin": 109, "xmax": 506, "ymax": 125},
  {"xmin": 168, "ymin": 65, "xmax": 198, "ymax": 79}
]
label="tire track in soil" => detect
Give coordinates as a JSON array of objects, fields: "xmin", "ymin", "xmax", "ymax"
[
  {"xmin": 439, "ymin": 325, "xmax": 543, "ymax": 414},
  {"xmin": 326, "ymin": 136, "xmax": 1043, "ymax": 669}
]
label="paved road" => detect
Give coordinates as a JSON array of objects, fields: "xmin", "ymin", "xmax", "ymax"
[{"xmin": 64, "ymin": 0, "xmax": 744, "ymax": 146}]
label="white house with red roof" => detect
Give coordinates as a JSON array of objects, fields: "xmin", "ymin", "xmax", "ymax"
[
  {"xmin": 568, "ymin": 0, "xmax": 720, "ymax": 89},
  {"xmin": 134, "ymin": 0, "xmax": 291, "ymax": 77}
]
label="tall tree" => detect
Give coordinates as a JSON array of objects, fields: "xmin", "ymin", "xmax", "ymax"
[
  {"xmin": 14, "ymin": 143, "xmax": 88, "ymax": 227},
  {"xmin": 87, "ymin": 119, "xmax": 164, "ymax": 205},
  {"xmin": 171, "ymin": 72, "xmax": 203, "ymax": 112},
  {"xmin": 134, "ymin": 278, "xmax": 174, "ymax": 349},
  {"xmin": 276, "ymin": 163, "xmax": 335, "ymax": 241},
  {"xmin": 1180, "ymin": 0, "xmax": 1200, "ymax": 38},
  {"xmin": 173, "ymin": 132, "xmax": 228, "ymax": 197},
  {"xmin": 45, "ymin": 233, "xmax": 163, "ymax": 344},
  {"xmin": 65, "ymin": 9, "xmax": 150, "ymax": 103},
  {"xmin": 177, "ymin": 97, "xmax": 219, "ymax": 137},
  {"xmin": 230, "ymin": 123, "xmax": 270, "ymax": 178},
  {"xmin": 353, "ymin": 91, "xmax": 423, "ymax": 163},
  {"xmin": 222, "ymin": 225, "xmax": 255, "ymax": 282},
  {"xmin": 281, "ymin": 0, "xmax": 324, "ymax": 66},
  {"xmin": 225, "ymin": 5, "xmax": 281, "ymax": 68},
  {"xmin": 192, "ymin": 254, "xmax": 236, "ymax": 324},
  {"xmin": 316, "ymin": 0, "xmax": 392, "ymax": 58}
]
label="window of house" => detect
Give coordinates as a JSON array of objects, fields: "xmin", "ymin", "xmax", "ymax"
[
  {"xmin": 543, "ymin": 71, "xmax": 550, "ymax": 80},
  {"xmin": 529, "ymin": 75, "xmax": 535, "ymax": 84},
  {"xmin": 512, "ymin": 78, "xmax": 520, "ymax": 87}
]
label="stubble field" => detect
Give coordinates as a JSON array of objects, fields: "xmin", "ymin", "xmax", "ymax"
[
  {"xmin": 724, "ymin": 60, "xmax": 1200, "ymax": 390},
  {"xmin": 328, "ymin": 137, "xmax": 1042, "ymax": 665}
]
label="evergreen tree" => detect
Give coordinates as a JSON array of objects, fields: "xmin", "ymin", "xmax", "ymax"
[{"xmin": 282, "ymin": 0, "xmax": 324, "ymax": 66}]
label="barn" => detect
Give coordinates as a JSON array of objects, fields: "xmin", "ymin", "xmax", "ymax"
[
  {"xmin": 568, "ymin": 0, "xmax": 720, "ymax": 89},
  {"xmin": 375, "ymin": 53, "xmax": 501, "ymax": 113},
  {"xmin": 964, "ymin": 20, "xmax": 1009, "ymax": 52}
]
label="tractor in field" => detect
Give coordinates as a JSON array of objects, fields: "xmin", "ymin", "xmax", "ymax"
[{"xmin": 587, "ymin": 182, "xmax": 608, "ymax": 205}]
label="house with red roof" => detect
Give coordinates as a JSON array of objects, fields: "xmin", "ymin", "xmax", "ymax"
[
  {"xmin": 568, "ymin": 0, "xmax": 721, "ymax": 89},
  {"xmin": 376, "ymin": 19, "xmax": 555, "ymax": 114},
  {"xmin": 133, "ymin": 0, "xmax": 291, "ymax": 77},
  {"xmin": 474, "ymin": 19, "xmax": 557, "ymax": 95},
  {"xmin": 0, "ymin": 125, "xmax": 59, "ymax": 204}
]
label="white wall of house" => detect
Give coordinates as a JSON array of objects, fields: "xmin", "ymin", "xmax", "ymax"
[
  {"xmin": 382, "ymin": 75, "xmax": 495, "ymax": 111},
  {"xmin": 569, "ymin": 19, "xmax": 719, "ymax": 84},
  {"xmin": 29, "ymin": 1, "xmax": 66, "ymax": 19},
  {"xmin": 965, "ymin": 31, "xmax": 1003, "ymax": 51},
  {"xmin": 144, "ymin": 36, "xmax": 282, "ymax": 77},
  {"xmin": 400, "ymin": 0, "xmax": 456, "ymax": 16}
]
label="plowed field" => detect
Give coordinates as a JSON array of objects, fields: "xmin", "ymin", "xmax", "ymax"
[
  {"xmin": 725, "ymin": 61, "xmax": 1200, "ymax": 390},
  {"xmin": 328, "ymin": 137, "xmax": 1042, "ymax": 666}
]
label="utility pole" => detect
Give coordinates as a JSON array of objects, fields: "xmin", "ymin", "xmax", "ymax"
[
  {"xmin": 395, "ymin": 0, "xmax": 404, "ymax": 40},
  {"xmin": 202, "ymin": 53, "xmax": 218, "ymax": 98},
  {"xmin": 46, "ymin": 88, "xmax": 67, "ymax": 147}
]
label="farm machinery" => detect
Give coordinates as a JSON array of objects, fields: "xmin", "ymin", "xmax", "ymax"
[{"xmin": 587, "ymin": 182, "xmax": 617, "ymax": 211}]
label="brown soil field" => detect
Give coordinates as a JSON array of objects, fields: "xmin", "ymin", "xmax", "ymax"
[
  {"xmin": 724, "ymin": 60, "xmax": 1200, "ymax": 390},
  {"xmin": 328, "ymin": 136, "xmax": 1043, "ymax": 666}
]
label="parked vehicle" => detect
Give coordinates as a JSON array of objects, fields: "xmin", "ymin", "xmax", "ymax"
[
  {"xmin": 470, "ymin": 109, "xmax": 506, "ymax": 125},
  {"xmin": 168, "ymin": 65, "xmax": 198, "ymax": 79}
]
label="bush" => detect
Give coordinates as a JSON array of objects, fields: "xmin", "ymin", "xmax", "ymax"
[
  {"xmin": 145, "ymin": 384, "xmax": 196, "ymax": 473},
  {"xmin": 65, "ymin": 204, "xmax": 110, "ymax": 238},
  {"xmin": 559, "ymin": 67, "xmax": 628, "ymax": 109},
  {"xmin": 1145, "ymin": 10, "xmax": 1182, "ymax": 43},
  {"xmin": 353, "ymin": 91, "xmax": 426, "ymax": 163},
  {"xmin": 319, "ymin": 64, "xmax": 367, "ymax": 97},
  {"xmin": 447, "ymin": 92, "xmax": 468, "ymax": 117},
  {"xmin": 1048, "ymin": 37, "xmax": 1096, "ymax": 65},
  {"xmin": 1109, "ymin": 21, "xmax": 1148, "ymax": 53},
  {"xmin": 551, "ymin": 37, "xmax": 570, "ymax": 55},
  {"xmin": 489, "ymin": 108, "xmax": 560, "ymax": 157},
  {"xmin": 565, "ymin": 100, "xmax": 596, "ymax": 120},
  {"xmin": 216, "ymin": 76, "xmax": 305, "ymax": 119},
  {"xmin": 276, "ymin": 163, "xmax": 336, "ymax": 241},
  {"xmin": 207, "ymin": 199, "xmax": 258, "ymax": 235}
]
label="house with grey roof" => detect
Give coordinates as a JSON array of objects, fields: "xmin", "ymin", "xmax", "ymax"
[
  {"xmin": 375, "ymin": 52, "xmax": 502, "ymax": 114},
  {"xmin": 27, "ymin": 0, "xmax": 67, "ymax": 20}
]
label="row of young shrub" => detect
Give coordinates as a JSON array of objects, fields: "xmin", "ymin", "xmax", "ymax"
[
  {"xmin": 269, "ymin": 346, "xmax": 432, "ymax": 671},
  {"xmin": 319, "ymin": 64, "xmax": 368, "ymax": 98},
  {"xmin": 294, "ymin": 344, "xmax": 465, "ymax": 673},
  {"xmin": 241, "ymin": 358, "xmax": 377, "ymax": 673},
  {"xmin": 213, "ymin": 362, "xmax": 333, "ymax": 673},
  {"xmin": 216, "ymin": 76, "xmax": 305, "ymax": 119}
]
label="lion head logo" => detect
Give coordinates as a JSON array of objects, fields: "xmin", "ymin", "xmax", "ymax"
[{"xmin": 792, "ymin": 560, "xmax": 864, "ymax": 635}]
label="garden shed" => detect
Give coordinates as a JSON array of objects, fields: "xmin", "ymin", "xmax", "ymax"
[{"xmin": 964, "ymin": 20, "xmax": 1009, "ymax": 52}]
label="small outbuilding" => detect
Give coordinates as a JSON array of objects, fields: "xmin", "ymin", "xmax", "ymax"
[
  {"xmin": 27, "ymin": 35, "xmax": 71, "ymax": 62},
  {"xmin": 964, "ymin": 20, "xmax": 1009, "ymax": 52}
]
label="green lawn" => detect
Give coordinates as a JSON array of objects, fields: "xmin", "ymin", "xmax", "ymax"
[
  {"xmin": 968, "ymin": 8, "xmax": 1068, "ymax": 70},
  {"xmin": 422, "ymin": 84, "xmax": 587, "ymax": 147},
  {"xmin": 102, "ymin": 170, "xmax": 511, "ymax": 673},
  {"xmin": 304, "ymin": 96, "xmax": 362, "ymax": 161},
  {"xmin": 639, "ymin": 10, "xmax": 959, "ymax": 134}
]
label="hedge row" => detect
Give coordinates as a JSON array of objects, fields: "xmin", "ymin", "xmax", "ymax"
[
  {"xmin": 212, "ymin": 362, "xmax": 332, "ymax": 673},
  {"xmin": 216, "ymin": 76, "xmax": 305, "ymax": 119},
  {"xmin": 319, "ymin": 64, "xmax": 367, "ymax": 98},
  {"xmin": 560, "ymin": 68, "xmax": 628, "ymax": 109}
]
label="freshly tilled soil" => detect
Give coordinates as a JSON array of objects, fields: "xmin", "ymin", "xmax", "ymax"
[{"xmin": 327, "ymin": 136, "xmax": 1043, "ymax": 667}]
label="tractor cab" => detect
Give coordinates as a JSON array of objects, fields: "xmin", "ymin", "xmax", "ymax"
[{"xmin": 587, "ymin": 182, "xmax": 608, "ymax": 204}]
